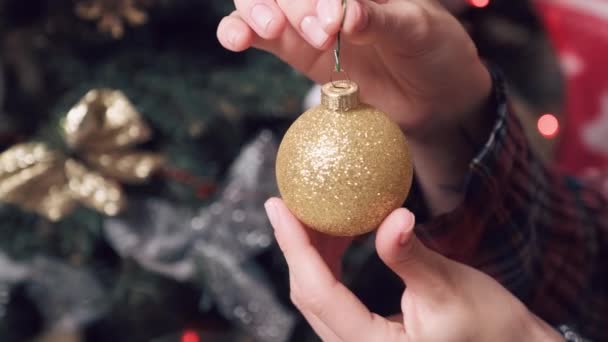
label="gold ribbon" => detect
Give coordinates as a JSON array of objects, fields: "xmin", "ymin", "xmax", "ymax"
[{"xmin": 0, "ymin": 89, "xmax": 164, "ymax": 221}]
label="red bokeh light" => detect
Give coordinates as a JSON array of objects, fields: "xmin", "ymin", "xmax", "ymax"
[
  {"xmin": 537, "ymin": 114, "xmax": 560, "ymax": 138},
  {"xmin": 181, "ymin": 330, "xmax": 200, "ymax": 342},
  {"xmin": 468, "ymin": 0, "xmax": 490, "ymax": 8}
]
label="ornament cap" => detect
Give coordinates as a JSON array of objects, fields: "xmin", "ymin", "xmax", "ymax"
[{"xmin": 321, "ymin": 80, "xmax": 359, "ymax": 112}]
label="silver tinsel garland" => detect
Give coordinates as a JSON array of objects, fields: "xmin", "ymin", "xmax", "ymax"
[
  {"xmin": 0, "ymin": 252, "xmax": 109, "ymax": 332},
  {"xmin": 104, "ymin": 130, "xmax": 295, "ymax": 342}
]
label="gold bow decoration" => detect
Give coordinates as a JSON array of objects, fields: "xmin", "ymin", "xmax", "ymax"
[{"xmin": 0, "ymin": 89, "xmax": 164, "ymax": 221}]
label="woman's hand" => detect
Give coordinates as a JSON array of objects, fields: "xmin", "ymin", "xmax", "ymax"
[
  {"xmin": 217, "ymin": 0, "xmax": 490, "ymax": 139},
  {"xmin": 218, "ymin": 0, "xmax": 498, "ymax": 214},
  {"xmin": 264, "ymin": 198, "xmax": 563, "ymax": 342}
]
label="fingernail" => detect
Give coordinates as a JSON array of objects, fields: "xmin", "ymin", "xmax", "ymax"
[
  {"xmin": 317, "ymin": 0, "xmax": 339, "ymax": 28},
  {"xmin": 227, "ymin": 28, "xmax": 239, "ymax": 47},
  {"xmin": 301, "ymin": 16, "xmax": 329, "ymax": 48},
  {"xmin": 264, "ymin": 200, "xmax": 280, "ymax": 226},
  {"xmin": 399, "ymin": 211, "xmax": 415, "ymax": 246},
  {"xmin": 352, "ymin": 2, "xmax": 369, "ymax": 33},
  {"xmin": 399, "ymin": 231, "xmax": 409, "ymax": 246},
  {"xmin": 251, "ymin": 4, "xmax": 274, "ymax": 32}
]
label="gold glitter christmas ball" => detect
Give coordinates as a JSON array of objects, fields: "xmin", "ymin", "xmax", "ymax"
[{"xmin": 276, "ymin": 80, "xmax": 413, "ymax": 236}]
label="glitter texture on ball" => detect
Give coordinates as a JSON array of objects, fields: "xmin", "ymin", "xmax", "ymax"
[{"xmin": 276, "ymin": 81, "xmax": 413, "ymax": 236}]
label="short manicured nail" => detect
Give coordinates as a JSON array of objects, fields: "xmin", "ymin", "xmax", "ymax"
[
  {"xmin": 399, "ymin": 211, "xmax": 415, "ymax": 246},
  {"xmin": 352, "ymin": 2, "xmax": 369, "ymax": 33},
  {"xmin": 317, "ymin": 0, "xmax": 340, "ymax": 28},
  {"xmin": 227, "ymin": 28, "xmax": 239, "ymax": 47},
  {"xmin": 251, "ymin": 4, "xmax": 274, "ymax": 32},
  {"xmin": 265, "ymin": 200, "xmax": 280, "ymax": 227},
  {"xmin": 301, "ymin": 16, "xmax": 329, "ymax": 47}
]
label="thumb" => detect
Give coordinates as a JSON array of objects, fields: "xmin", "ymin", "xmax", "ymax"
[
  {"xmin": 342, "ymin": 0, "xmax": 433, "ymax": 46},
  {"xmin": 375, "ymin": 208, "xmax": 450, "ymax": 295}
]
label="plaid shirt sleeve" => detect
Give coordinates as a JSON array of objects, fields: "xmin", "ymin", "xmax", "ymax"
[{"xmin": 417, "ymin": 69, "xmax": 608, "ymax": 341}]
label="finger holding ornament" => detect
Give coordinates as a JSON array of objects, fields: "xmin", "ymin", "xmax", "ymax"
[
  {"xmin": 265, "ymin": 196, "xmax": 352, "ymax": 340},
  {"xmin": 218, "ymin": 0, "xmax": 402, "ymax": 65},
  {"xmin": 217, "ymin": 9, "xmax": 334, "ymax": 78},
  {"xmin": 341, "ymin": 0, "xmax": 432, "ymax": 47},
  {"xmin": 272, "ymin": 0, "xmax": 340, "ymax": 49},
  {"xmin": 264, "ymin": 198, "xmax": 399, "ymax": 341}
]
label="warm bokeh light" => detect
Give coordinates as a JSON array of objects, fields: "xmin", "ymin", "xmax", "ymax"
[
  {"xmin": 537, "ymin": 114, "xmax": 560, "ymax": 138},
  {"xmin": 181, "ymin": 330, "xmax": 200, "ymax": 342},
  {"xmin": 468, "ymin": 0, "xmax": 490, "ymax": 8}
]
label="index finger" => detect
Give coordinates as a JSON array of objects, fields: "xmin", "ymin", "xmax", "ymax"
[{"xmin": 264, "ymin": 198, "xmax": 402, "ymax": 341}]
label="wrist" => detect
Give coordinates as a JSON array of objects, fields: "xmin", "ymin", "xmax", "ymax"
[
  {"xmin": 404, "ymin": 62, "xmax": 495, "ymax": 215},
  {"xmin": 457, "ymin": 61, "xmax": 495, "ymax": 149}
]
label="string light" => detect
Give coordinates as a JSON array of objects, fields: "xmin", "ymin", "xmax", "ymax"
[
  {"xmin": 181, "ymin": 330, "xmax": 200, "ymax": 342},
  {"xmin": 468, "ymin": 0, "xmax": 490, "ymax": 8},
  {"xmin": 537, "ymin": 114, "xmax": 560, "ymax": 138}
]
